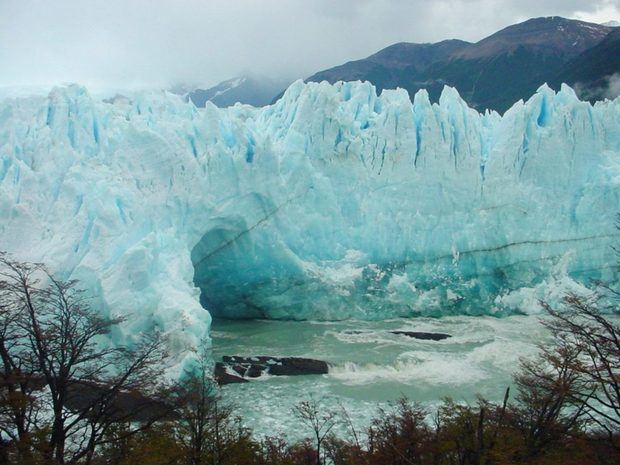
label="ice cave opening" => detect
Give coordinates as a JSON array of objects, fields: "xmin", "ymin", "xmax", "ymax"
[{"xmin": 190, "ymin": 216, "xmax": 277, "ymax": 320}]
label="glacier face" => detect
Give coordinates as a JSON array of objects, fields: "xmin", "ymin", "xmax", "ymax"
[{"xmin": 0, "ymin": 80, "xmax": 619, "ymax": 370}]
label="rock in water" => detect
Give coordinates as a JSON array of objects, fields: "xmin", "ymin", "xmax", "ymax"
[
  {"xmin": 214, "ymin": 362, "xmax": 249, "ymax": 385},
  {"xmin": 391, "ymin": 331, "xmax": 452, "ymax": 341},
  {"xmin": 265, "ymin": 357, "xmax": 329, "ymax": 376},
  {"xmin": 216, "ymin": 356, "xmax": 328, "ymax": 384}
]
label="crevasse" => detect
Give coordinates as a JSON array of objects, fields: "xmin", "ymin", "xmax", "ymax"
[{"xmin": 0, "ymin": 80, "xmax": 619, "ymax": 372}]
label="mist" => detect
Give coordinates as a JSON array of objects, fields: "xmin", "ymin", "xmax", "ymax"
[{"xmin": 1, "ymin": 0, "xmax": 618, "ymax": 92}]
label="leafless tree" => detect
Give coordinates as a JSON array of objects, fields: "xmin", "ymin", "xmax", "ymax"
[
  {"xmin": 513, "ymin": 339, "xmax": 590, "ymax": 459},
  {"xmin": 176, "ymin": 355, "xmax": 220, "ymax": 465},
  {"xmin": 541, "ymin": 293, "xmax": 620, "ymax": 447},
  {"xmin": 525, "ymin": 217, "xmax": 620, "ymax": 450},
  {"xmin": 293, "ymin": 396, "xmax": 338, "ymax": 465},
  {"xmin": 0, "ymin": 254, "xmax": 46, "ymax": 463},
  {"xmin": 174, "ymin": 349, "xmax": 253, "ymax": 465},
  {"xmin": 0, "ymin": 253, "xmax": 175, "ymax": 464}
]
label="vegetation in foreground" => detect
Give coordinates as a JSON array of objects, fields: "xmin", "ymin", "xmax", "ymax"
[{"xmin": 0, "ymin": 252, "xmax": 618, "ymax": 465}]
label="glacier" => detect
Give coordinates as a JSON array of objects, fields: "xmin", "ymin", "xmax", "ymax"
[{"xmin": 0, "ymin": 80, "xmax": 619, "ymax": 371}]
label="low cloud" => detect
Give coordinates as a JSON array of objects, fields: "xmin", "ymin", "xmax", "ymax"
[
  {"xmin": 574, "ymin": 72, "xmax": 620, "ymax": 101},
  {"xmin": 604, "ymin": 73, "xmax": 620, "ymax": 99},
  {"xmin": 0, "ymin": 0, "xmax": 618, "ymax": 91}
]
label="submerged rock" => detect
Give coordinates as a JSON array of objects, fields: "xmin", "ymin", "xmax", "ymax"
[{"xmin": 391, "ymin": 331, "xmax": 452, "ymax": 341}]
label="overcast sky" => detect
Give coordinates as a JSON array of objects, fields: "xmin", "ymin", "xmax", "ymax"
[{"xmin": 1, "ymin": 0, "xmax": 618, "ymax": 91}]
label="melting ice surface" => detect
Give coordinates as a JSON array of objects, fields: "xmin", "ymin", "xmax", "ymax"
[{"xmin": 0, "ymin": 80, "xmax": 619, "ymax": 372}]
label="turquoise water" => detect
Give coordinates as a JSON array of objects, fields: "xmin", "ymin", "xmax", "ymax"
[{"xmin": 210, "ymin": 315, "xmax": 549, "ymax": 438}]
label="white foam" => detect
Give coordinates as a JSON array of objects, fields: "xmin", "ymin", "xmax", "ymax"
[{"xmin": 329, "ymin": 354, "xmax": 488, "ymax": 386}]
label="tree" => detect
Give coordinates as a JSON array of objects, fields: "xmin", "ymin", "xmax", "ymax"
[
  {"xmin": 0, "ymin": 254, "xmax": 42, "ymax": 463},
  {"xmin": 512, "ymin": 341, "xmax": 589, "ymax": 460},
  {"xmin": 293, "ymin": 396, "xmax": 338, "ymax": 465},
  {"xmin": 0, "ymin": 253, "xmax": 175, "ymax": 464},
  {"xmin": 541, "ymin": 293, "xmax": 620, "ymax": 447},
  {"xmin": 174, "ymin": 351, "xmax": 257, "ymax": 465},
  {"xmin": 175, "ymin": 356, "xmax": 224, "ymax": 465},
  {"xmin": 177, "ymin": 360, "xmax": 215, "ymax": 465},
  {"xmin": 367, "ymin": 398, "xmax": 430, "ymax": 465},
  {"xmin": 521, "ymin": 218, "xmax": 620, "ymax": 452},
  {"xmin": 95, "ymin": 423, "xmax": 183, "ymax": 465},
  {"xmin": 257, "ymin": 435, "xmax": 294, "ymax": 465},
  {"xmin": 434, "ymin": 390, "xmax": 512, "ymax": 465}
]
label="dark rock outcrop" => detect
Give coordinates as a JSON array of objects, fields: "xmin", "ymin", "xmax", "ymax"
[
  {"xmin": 215, "ymin": 356, "xmax": 328, "ymax": 385},
  {"xmin": 19, "ymin": 375, "xmax": 178, "ymax": 421},
  {"xmin": 391, "ymin": 331, "xmax": 452, "ymax": 341},
  {"xmin": 266, "ymin": 357, "xmax": 328, "ymax": 376},
  {"xmin": 214, "ymin": 362, "xmax": 249, "ymax": 385}
]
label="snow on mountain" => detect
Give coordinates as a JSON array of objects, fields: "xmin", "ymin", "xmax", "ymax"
[
  {"xmin": 187, "ymin": 76, "xmax": 247, "ymax": 106},
  {"xmin": 187, "ymin": 75, "xmax": 293, "ymax": 108},
  {"xmin": 0, "ymin": 81, "xmax": 619, "ymax": 372}
]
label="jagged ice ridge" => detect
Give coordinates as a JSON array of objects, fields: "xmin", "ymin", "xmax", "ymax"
[{"xmin": 0, "ymin": 80, "xmax": 619, "ymax": 372}]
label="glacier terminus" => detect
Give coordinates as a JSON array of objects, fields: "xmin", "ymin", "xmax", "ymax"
[{"xmin": 0, "ymin": 80, "xmax": 619, "ymax": 372}]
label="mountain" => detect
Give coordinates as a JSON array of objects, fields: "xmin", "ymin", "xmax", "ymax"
[
  {"xmin": 308, "ymin": 39, "xmax": 471, "ymax": 92},
  {"xmin": 187, "ymin": 75, "xmax": 293, "ymax": 108},
  {"xmin": 551, "ymin": 27, "xmax": 620, "ymax": 101},
  {"xmin": 1, "ymin": 82, "xmax": 619, "ymax": 369},
  {"xmin": 298, "ymin": 17, "xmax": 613, "ymax": 112}
]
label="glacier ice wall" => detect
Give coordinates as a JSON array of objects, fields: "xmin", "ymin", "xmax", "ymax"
[{"xmin": 0, "ymin": 81, "xmax": 619, "ymax": 369}]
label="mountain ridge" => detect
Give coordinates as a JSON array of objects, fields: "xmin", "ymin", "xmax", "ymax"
[
  {"xmin": 189, "ymin": 17, "xmax": 619, "ymax": 113},
  {"xmin": 289, "ymin": 16, "xmax": 617, "ymax": 112},
  {"xmin": 551, "ymin": 27, "xmax": 620, "ymax": 101}
]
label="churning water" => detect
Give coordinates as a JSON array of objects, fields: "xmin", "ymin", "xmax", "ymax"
[{"xmin": 210, "ymin": 314, "xmax": 549, "ymax": 439}]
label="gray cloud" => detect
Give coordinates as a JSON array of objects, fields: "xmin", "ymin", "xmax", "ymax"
[
  {"xmin": 606, "ymin": 73, "xmax": 620, "ymax": 98},
  {"xmin": 574, "ymin": 72, "xmax": 620, "ymax": 100},
  {"xmin": 0, "ymin": 0, "xmax": 618, "ymax": 91}
]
